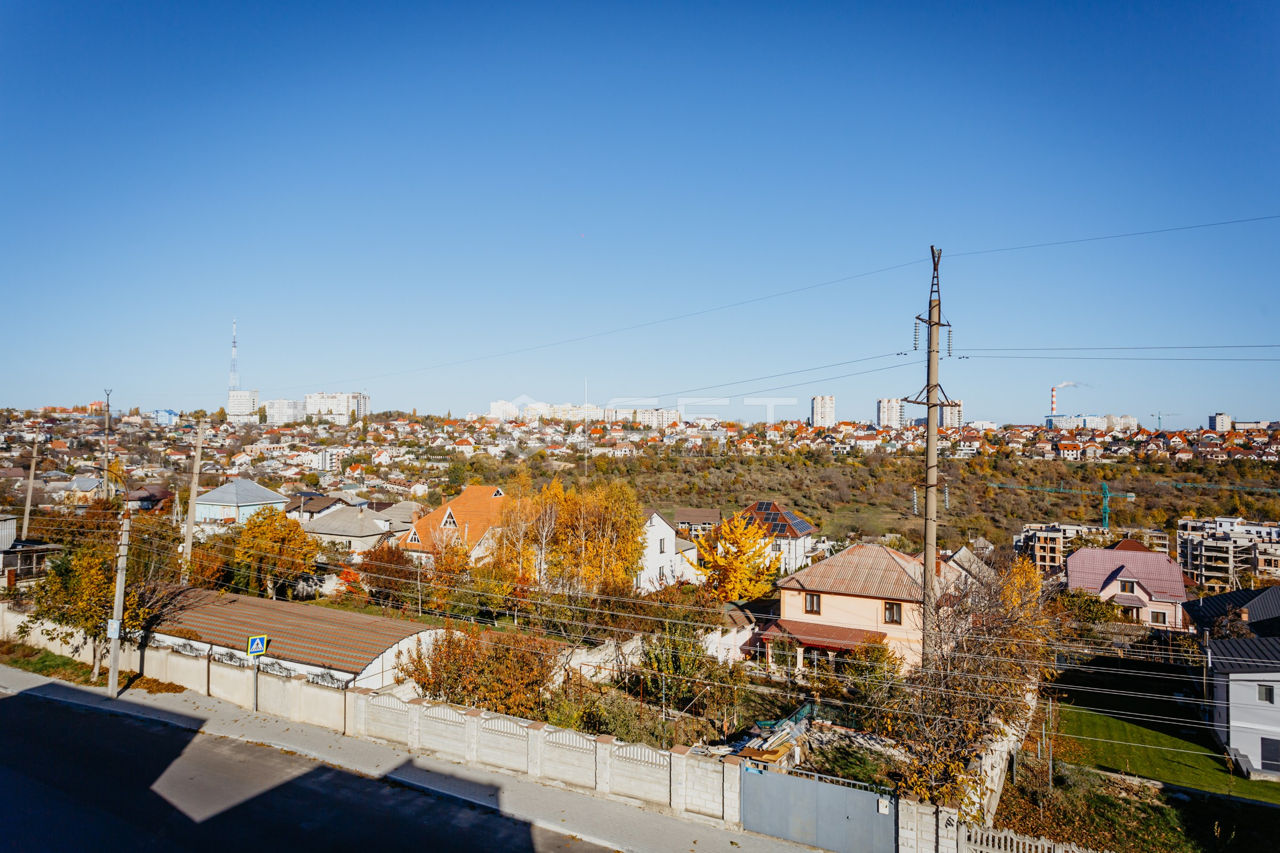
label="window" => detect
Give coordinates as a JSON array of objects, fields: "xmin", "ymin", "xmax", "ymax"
[
  {"xmin": 772, "ymin": 541, "xmax": 782, "ymax": 553},
  {"xmin": 659, "ymin": 539, "xmax": 666, "ymax": 554},
  {"xmin": 805, "ymin": 593, "xmax": 821, "ymax": 614},
  {"xmin": 1260, "ymin": 685, "xmax": 1275, "ymax": 705},
  {"xmin": 1264, "ymin": 738, "xmax": 1280, "ymax": 772},
  {"xmin": 1119, "ymin": 580, "xmax": 1135, "ymax": 594},
  {"xmin": 884, "ymin": 602, "xmax": 903, "ymax": 625},
  {"xmin": 1150, "ymin": 611, "xmax": 1167, "ymax": 625}
]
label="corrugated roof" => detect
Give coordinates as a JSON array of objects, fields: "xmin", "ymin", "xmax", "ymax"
[
  {"xmin": 159, "ymin": 591, "xmax": 428, "ymax": 674},
  {"xmin": 1209, "ymin": 637, "xmax": 1280, "ymax": 673},
  {"xmin": 1184, "ymin": 586, "xmax": 1280, "ymax": 637},
  {"xmin": 777, "ymin": 543, "xmax": 922, "ymax": 602},
  {"xmin": 303, "ymin": 505, "xmax": 392, "ymax": 538},
  {"xmin": 1065, "ymin": 548, "xmax": 1186, "ymax": 603},
  {"xmin": 196, "ymin": 479, "xmax": 287, "ymax": 507}
]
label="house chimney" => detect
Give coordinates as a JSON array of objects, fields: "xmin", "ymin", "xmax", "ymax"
[{"xmin": 1239, "ymin": 606, "xmax": 1250, "ymax": 622}]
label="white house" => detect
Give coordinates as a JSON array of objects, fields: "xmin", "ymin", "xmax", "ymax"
[
  {"xmin": 194, "ymin": 479, "xmax": 288, "ymax": 526},
  {"xmin": 740, "ymin": 500, "xmax": 815, "ymax": 575},
  {"xmin": 1209, "ymin": 637, "xmax": 1280, "ymax": 780},
  {"xmin": 634, "ymin": 510, "xmax": 703, "ymax": 593}
]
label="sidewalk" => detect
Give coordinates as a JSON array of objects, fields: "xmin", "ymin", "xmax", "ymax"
[{"xmin": 0, "ymin": 664, "xmax": 812, "ymax": 853}]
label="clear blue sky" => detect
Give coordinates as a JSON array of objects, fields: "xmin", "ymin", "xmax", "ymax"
[{"xmin": 3, "ymin": 2, "xmax": 1277, "ymax": 429}]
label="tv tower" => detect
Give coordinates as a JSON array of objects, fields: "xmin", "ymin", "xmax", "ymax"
[{"xmin": 229, "ymin": 319, "xmax": 240, "ymax": 392}]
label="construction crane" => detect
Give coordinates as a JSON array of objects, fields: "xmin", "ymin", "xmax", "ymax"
[
  {"xmin": 1148, "ymin": 412, "xmax": 1181, "ymax": 430},
  {"xmin": 1166, "ymin": 482, "xmax": 1280, "ymax": 496},
  {"xmin": 986, "ymin": 481, "xmax": 1135, "ymax": 529}
]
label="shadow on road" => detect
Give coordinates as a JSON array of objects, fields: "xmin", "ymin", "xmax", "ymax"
[{"xmin": 0, "ymin": 685, "xmax": 598, "ymax": 852}]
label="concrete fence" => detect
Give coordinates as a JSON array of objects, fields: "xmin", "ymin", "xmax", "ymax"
[{"xmin": 346, "ymin": 688, "xmax": 741, "ymax": 823}]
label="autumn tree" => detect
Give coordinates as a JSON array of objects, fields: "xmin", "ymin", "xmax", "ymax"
[
  {"xmin": 396, "ymin": 620, "xmax": 559, "ymax": 718},
  {"xmin": 878, "ymin": 555, "xmax": 1055, "ymax": 816},
  {"xmin": 233, "ymin": 507, "xmax": 319, "ymax": 599},
  {"xmin": 692, "ymin": 513, "xmax": 780, "ymax": 602},
  {"xmin": 360, "ymin": 542, "xmax": 417, "ymax": 611}
]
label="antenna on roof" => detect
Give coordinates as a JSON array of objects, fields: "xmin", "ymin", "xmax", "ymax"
[{"xmin": 229, "ymin": 319, "xmax": 240, "ymax": 392}]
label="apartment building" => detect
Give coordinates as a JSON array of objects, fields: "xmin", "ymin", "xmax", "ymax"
[
  {"xmin": 1015, "ymin": 522, "xmax": 1170, "ymax": 577},
  {"xmin": 811, "ymin": 395, "xmax": 836, "ymax": 429},
  {"xmin": 877, "ymin": 398, "xmax": 905, "ymax": 429},
  {"xmin": 227, "ymin": 389, "xmax": 259, "ymax": 426},
  {"xmin": 305, "ymin": 392, "xmax": 370, "ymax": 426},
  {"xmin": 1178, "ymin": 516, "xmax": 1280, "ymax": 590},
  {"xmin": 264, "ymin": 399, "xmax": 306, "ymax": 426}
]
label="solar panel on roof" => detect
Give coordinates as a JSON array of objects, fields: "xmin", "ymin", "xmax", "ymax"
[
  {"xmin": 772, "ymin": 522, "xmax": 787, "ymax": 534},
  {"xmin": 756, "ymin": 501, "xmax": 770, "ymax": 511}
]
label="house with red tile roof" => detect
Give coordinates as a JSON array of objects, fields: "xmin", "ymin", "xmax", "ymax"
[{"xmin": 739, "ymin": 500, "xmax": 817, "ymax": 574}]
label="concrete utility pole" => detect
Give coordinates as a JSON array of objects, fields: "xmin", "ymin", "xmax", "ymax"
[
  {"xmin": 181, "ymin": 419, "xmax": 206, "ymax": 585},
  {"xmin": 107, "ymin": 513, "xmax": 131, "ymax": 698},
  {"xmin": 906, "ymin": 246, "xmax": 953, "ymax": 665},
  {"xmin": 21, "ymin": 432, "xmax": 39, "ymax": 540}
]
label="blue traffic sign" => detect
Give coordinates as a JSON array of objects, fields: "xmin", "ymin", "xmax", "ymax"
[{"xmin": 247, "ymin": 635, "xmax": 269, "ymax": 656}]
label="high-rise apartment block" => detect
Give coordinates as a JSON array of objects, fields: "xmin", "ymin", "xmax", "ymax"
[
  {"xmin": 264, "ymin": 399, "xmax": 306, "ymax": 426},
  {"xmin": 227, "ymin": 389, "xmax": 259, "ymax": 426},
  {"xmin": 305, "ymin": 392, "xmax": 370, "ymax": 426},
  {"xmin": 811, "ymin": 395, "xmax": 836, "ymax": 428},
  {"xmin": 877, "ymin": 398, "xmax": 905, "ymax": 429}
]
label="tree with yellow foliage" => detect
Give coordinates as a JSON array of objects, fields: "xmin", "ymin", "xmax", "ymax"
[
  {"xmin": 692, "ymin": 513, "xmax": 780, "ymax": 602},
  {"xmin": 234, "ymin": 507, "xmax": 319, "ymax": 599}
]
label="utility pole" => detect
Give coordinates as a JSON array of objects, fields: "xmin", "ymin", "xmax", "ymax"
[
  {"xmin": 107, "ymin": 513, "xmax": 131, "ymax": 698},
  {"xmin": 906, "ymin": 246, "xmax": 953, "ymax": 665},
  {"xmin": 104, "ymin": 389, "xmax": 112, "ymax": 439},
  {"xmin": 21, "ymin": 432, "xmax": 39, "ymax": 540},
  {"xmin": 181, "ymin": 419, "xmax": 206, "ymax": 585}
]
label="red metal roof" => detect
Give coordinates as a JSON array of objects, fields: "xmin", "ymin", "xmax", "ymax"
[{"xmin": 159, "ymin": 591, "xmax": 429, "ymax": 674}]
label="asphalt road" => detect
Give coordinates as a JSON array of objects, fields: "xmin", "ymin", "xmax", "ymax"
[{"xmin": 0, "ymin": 692, "xmax": 608, "ymax": 853}]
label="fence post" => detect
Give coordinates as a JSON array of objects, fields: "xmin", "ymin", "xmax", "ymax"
[
  {"xmin": 721, "ymin": 755, "xmax": 742, "ymax": 826},
  {"xmin": 464, "ymin": 709, "xmax": 482, "ymax": 763},
  {"xmin": 526, "ymin": 722, "xmax": 546, "ymax": 779},
  {"xmin": 669, "ymin": 745, "xmax": 690, "ymax": 813},
  {"xmin": 594, "ymin": 735, "xmax": 615, "ymax": 795}
]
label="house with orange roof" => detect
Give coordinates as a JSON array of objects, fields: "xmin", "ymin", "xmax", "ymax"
[{"xmin": 398, "ymin": 484, "xmax": 507, "ymax": 562}]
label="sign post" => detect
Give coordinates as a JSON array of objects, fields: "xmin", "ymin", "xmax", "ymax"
[{"xmin": 247, "ymin": 635, "xmax": 268, "ymax": 712}]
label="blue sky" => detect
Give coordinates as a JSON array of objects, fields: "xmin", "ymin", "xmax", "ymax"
[{"xmin": 2, "ymin": 2, "xmax": 1277, "ymax": 429}]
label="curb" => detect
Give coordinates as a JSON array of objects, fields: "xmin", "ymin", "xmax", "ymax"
[{"xmin": 1, "ymin": 677, "xmax": 628, "ymax": 851}]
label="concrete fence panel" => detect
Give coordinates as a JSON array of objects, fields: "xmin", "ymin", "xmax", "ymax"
[
  {"xmin": 610, "ymin": 742, "xmax": 672, "ymax": 805},
  {"xmin": 418, "ymin": 703, "xmax": 468, "ymax": 758},
  {"xmin": 208, "ymin": 658, "xmax": 254, "ymax": 706},
  {"xmin": 477, "ymin": 714, "xmax": 530, "ymax": 772},
  {"xmin": 298, "ymin": 679, "xmax": 347, "ymax": 731},
  {"xmin": 542, "ymin": 726, "xmax": 598, "ymax": 789},
  {"xmin": 367, "ymin": 692, "xmax": 411, "ymax": 744}
]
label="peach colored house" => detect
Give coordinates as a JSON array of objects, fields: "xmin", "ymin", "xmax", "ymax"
[{"xmin": 767, "ymin": 544, "xmax": 961, "ymax": 668}]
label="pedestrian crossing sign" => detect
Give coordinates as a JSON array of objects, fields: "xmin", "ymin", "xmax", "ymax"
[{"xmin": 247, "ymin": 635, "xmax": 269, "ymax": 657}]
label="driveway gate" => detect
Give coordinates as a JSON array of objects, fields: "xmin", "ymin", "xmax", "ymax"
[{"xmin": 740, "ymin": 762, "xmax": 896, "ymax": 853}]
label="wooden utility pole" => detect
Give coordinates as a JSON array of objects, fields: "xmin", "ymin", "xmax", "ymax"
[
  {"xmin": 181, "ymin": 419, "xmax": 206, "ymax": 585},
  {"xmin": 107, "ymin": 513, "xmax": 131, "ymax": 698},
  {"xmin": 21, "ymin": 433, "xmax": 39, "ymax": 540}
]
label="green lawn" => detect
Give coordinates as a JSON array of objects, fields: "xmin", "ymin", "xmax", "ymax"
[{"xmin": 1053, "ymin": 660, "xmax": 1280, "ymax": 805}]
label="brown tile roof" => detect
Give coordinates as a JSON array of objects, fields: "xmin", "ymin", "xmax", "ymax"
[
  {"xmin": 400, "ymin": 484, "xmax": 506, "ymax": 552},
  {"xmin": 1066, "ymin": 547, "xmax": 1187, "ymax": 604},
  {"xmin": 158, "ymin": 591, "xmax": 427, "ymax": 675},
  {"xmin": 777, "ymin": 543, "xmax": 923, "ymax": 602},
  {"xmin": 760, "ymin": 619, "xmax": 887, "ymax": 651}
]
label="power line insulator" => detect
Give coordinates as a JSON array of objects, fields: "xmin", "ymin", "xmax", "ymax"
[
  {"xmin": 947, "ymin": 328, "xmax": 953, "ymax": 358},
  {"xmin": 913, "ymin": 320, "xmax": 920, "ymax": 351}
]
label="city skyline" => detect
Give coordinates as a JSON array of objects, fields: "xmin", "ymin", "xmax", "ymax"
[{"xmin": 2, "ymin": 3, "xmax": 1277, "ymax": 429}]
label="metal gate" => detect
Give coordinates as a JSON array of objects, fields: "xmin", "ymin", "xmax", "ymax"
[{"xmin": 740, "ymin": 763, "xmax": 896, "ymax": 853}]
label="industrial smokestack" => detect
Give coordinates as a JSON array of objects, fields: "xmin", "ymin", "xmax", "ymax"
[{"xmin": 1051, "ymin": 386, "xmax": 1057, "ymax": 416}]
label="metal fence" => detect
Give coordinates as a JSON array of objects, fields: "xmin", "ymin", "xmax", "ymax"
[
  {"xmin": 962, "ymin": 824, "xmax": 1111, "ymax": 853},
  {"xmin": 740, "ymin": 761, "xmax": 896, "ymax": 853}
]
